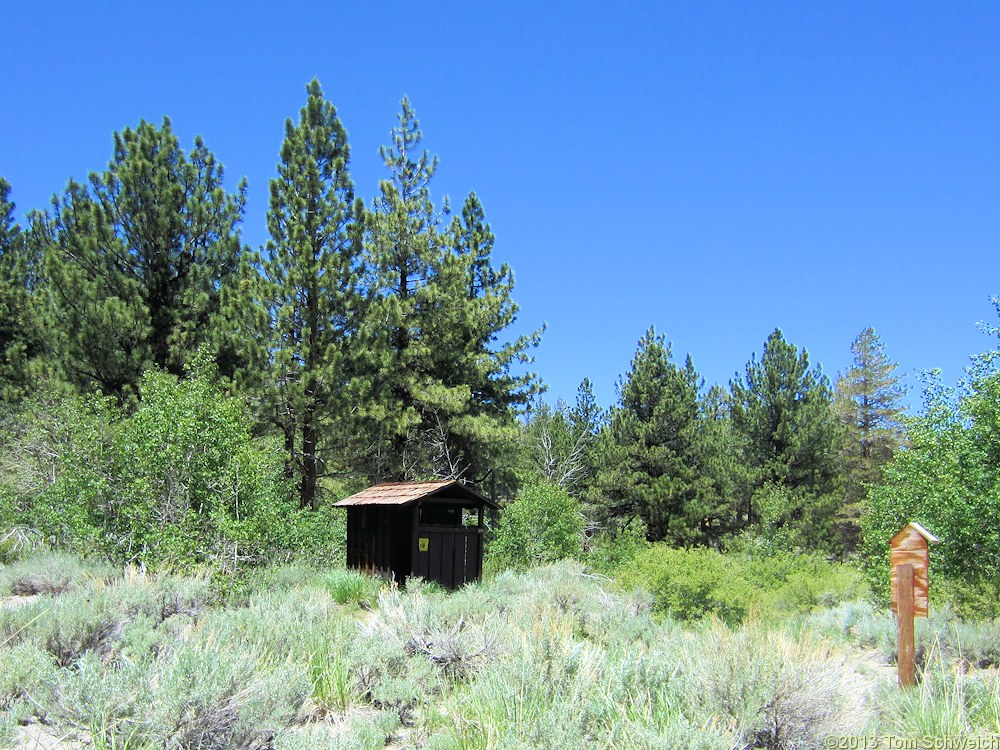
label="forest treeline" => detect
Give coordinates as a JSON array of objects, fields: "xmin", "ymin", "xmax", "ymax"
[{"xmin": 1, "ymin": 81, "xmax": 998, "ymax": 598}]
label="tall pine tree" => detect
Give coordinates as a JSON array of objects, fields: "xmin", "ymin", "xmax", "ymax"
[
  {"xmin": 834, "ymin": 327, "xmax": 906, "ymax": 468},
  {"xmin": 361, "ymin": 99, "xmax": 540, "ymax": 484},
  {"xmin": 590, "ymin": 328, "xmax": 722, "ymax": 545},
  {"xmin": 730, "ymin": 329, "xmax": 844, "ymax": 550},
  {"xmin": 233, "ymin": 80, "xmax": 364, "ymax": 510},
  {"xmin": 35, "ymin": 119, "xmax": 245, "ymax": 400},
  {"xmin": 0, "ymin": 179, "xmax": 43, "ymax": 403},
  {"xmin": 833, "ymin": 327, "xmax": 906, "ymax": 549}
]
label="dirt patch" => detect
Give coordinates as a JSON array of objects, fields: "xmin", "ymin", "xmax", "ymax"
[
  {"xmin": 13, "ymin": 721, "xmax": 85, "ymax": 750},
  {"xmin": 0, "ymin": 594, "xmax": 41, "ymax": 610}
]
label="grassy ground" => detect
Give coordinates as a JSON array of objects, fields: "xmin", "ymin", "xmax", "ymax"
[{"xmin": 0, "ymin": 553, "xmax": 997, "ymax": 749}]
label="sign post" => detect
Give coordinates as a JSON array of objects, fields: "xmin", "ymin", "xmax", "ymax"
[{"xmin": 889, "ymin": 522, "xmax": 940, "ymax": 689}]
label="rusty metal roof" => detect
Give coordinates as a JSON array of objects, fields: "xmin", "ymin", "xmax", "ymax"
[{"xmin": 333, "ymin": 480, "xmax": 496, "ymax": 508}]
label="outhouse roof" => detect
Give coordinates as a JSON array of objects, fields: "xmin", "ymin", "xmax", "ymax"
[{"xmin": 334, "ymin": 480, "xmax": 497, "ymax": 508}]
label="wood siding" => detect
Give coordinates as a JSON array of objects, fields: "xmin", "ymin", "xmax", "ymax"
[{"xmin": 411, "ymin": 526, "xmax": 483, "ymax": 588}]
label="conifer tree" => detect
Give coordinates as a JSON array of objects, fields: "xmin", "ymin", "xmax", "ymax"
[
  {"xmin": 834, "ymin": 327, "xmax": 906, "ymax": 468},
  {"xmin": 730, "ymin": 329, "xmax": 844, "ymax": 550},
  {"xmin": 591, "ymin": 328, "xmax": 721, "ymax": 544},
  {"xmin": 833, "ymin": 327, "xmax": 906, "ymax": 549},
  {"xmin": 0, "ymin": 179, "xmax": 42, "ymax": 403},
  {"xmin": 36, "ymin": 119, "xmax": 245, "ymax": 399},
  {"xmin": 361, "ymin": 99, "xmax": 540, "ymax": 484},
  {"xmin": 360, "ymin": 97, "xmax": 444, "ymax": 479},
  {"xmin": 235, "ymin": 80, "xmax": 363, "ymax": 510}
]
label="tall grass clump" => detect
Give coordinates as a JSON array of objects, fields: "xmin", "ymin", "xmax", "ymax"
[
  {"xmin": 877, "ymin": 646, "xmax": 1000, "ymax": 737},
  {"xmin": 324, "ymin": 568, "xmax": 383, "ymax": 607}
]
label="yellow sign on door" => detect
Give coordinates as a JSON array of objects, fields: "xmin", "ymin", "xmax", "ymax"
[{"xmin": 418, "ymin": 537, "xmax": 429, "ymax": 552}]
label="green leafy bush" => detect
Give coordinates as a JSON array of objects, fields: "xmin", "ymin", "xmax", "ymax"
[
  {"xmin": 0, "ymin": 391, "xmax": 114, "ymax": 553},
  {"xmin": 863, "ymin": 370, "xmax": 1000, "ymax": 616},
  {"xmin": 616, "ymin": 545, "xmax": 866, "ymax": 624},
  {"xmin": 0, "ymin": 357, "xmax": 322, "ymax": 570},
  {"xmin": 488, "ymin": 481, "xmax": 584, "ymax": 571},
  {"xmin": 104, "ymin": 363, "xmax": 295, "ymax": 568},
  {"xmin": 616, "ymin": 545, "xmax": 756, "ymax": 624},
  {"xmin": 584, "ymin": 517, "xmax": 648, "ymax": 575}
]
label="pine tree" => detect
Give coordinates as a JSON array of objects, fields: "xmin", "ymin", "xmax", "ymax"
[
  {"xmin": 591, "ymin": 328, "xmax": 721, "ymax": 544},
  {"xmin": 36, "ymin": 119, "xmax": 245, "ymax": 399},
  {"xmin": 0, "ymin": 179, "xmax": 42, "ymax": 403},
  {"xmin": 431, "ymin": 192, "xmax": 542, "ymax": 484},
  {"xmin": 834, "ymin": 327, "xmax": 906, "ymax": 468},
  {"xmin": 238, "ymin": 80, "xmax": 364, "ymax": 510},
  {"xmin": 360, "ymin": 97, "xmax": 445, "ymax": 479},
  {"xmin": 833, "ymin": 327, "xmax": 906, "ymax": 549},
  {"xmin": 361, "ymin": 99, "xmax": 540, "ymax": 484},
  {"xmin": 730, "ymin": 329, "xmax": 844, "ymax": 550}
]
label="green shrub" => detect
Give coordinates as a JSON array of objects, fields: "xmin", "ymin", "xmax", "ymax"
[
  {"xmin": 0, "ymin": 551, "xmax": 110, "ymax": 596},
  {"xmin": 584, "ymin": 518, "xmax": 648, "ymax": 575},
  {"xmin": 0, "ymin": 359, "xmax": 310, "ymax": 570},
  {"xmin": 862, "ymin": 370, "xmax": 1000, "ymax": 607},
  {"xmin": 0, "ymin": 391, "xmax": 114, "ymax": 553},
  {"xmin": 488, "ymin": 481, "xmax": 584, "ymax": 572},
  {"xmin": 0, "ymin": 641, "xmax": 57, "ymax": 713},
  {"xmin": 616, "ymin": 545, "xmax": 866, "ymax": 624},
  {"xmin": 936, "ymin": 576, "xmax": 1000, "ymax": 620},
  {"xmin": 616, "ymin": 546, "xmax": 756, "ymax": 624},
  {"xmin": 274, "ymin": 711, "xmax": 400, "ymax": 750}
]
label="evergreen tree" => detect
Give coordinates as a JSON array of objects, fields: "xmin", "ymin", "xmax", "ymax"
[
  {"xmin": 833, "ymin": 327, "xmax": 906, "ymax": 549},
  {"xmin": 570, "ymin": 377, "xmax": 604, "ymax": 440},
  {"xmin": 361, "ymin": 99, "xmax": 540, "ymax": 484},
  {"xmin": 35, "ymin": 119, "xmax": 245, "ymax": 400},
  {"xmin": 236, "ymin": 80, "xmax": 364, "ymax": 510},
  {"xmin": 834, "ymin": 327, "xmax": 906, "ymax": 469},
  {"xmin": 591, "ymin": 328, "xmax": 721, "ymax": 545},
  {"xmin": 730, "ymin": 329, "xmax": 843, "ymax": 550},
  {"xmin": 0, "ymin": 179, "xmax": 42, "ymax": 403},
  {"xmin": 698, "ymin": 384, "xmax": 743, "ymax": 539},
  {"xmin": 361, "ymin": 97, "xmax": 445, "ymax": 479}
]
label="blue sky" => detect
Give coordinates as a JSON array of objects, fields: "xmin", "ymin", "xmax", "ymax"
[{"xmin": 3, "ymin": 2, "xmax": 998, "ymax": 412}]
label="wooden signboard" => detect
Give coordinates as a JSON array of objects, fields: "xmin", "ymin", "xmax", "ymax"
[
  {"xmin": 889, "ymin": 522, "xmax": 939, "ymax": 618},
  {"xmin": 889, "ymin": 522, "xmax": 940, "ymax": 689}
]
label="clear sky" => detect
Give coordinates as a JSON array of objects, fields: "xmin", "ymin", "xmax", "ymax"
[{"xmin": 3, "ymin": 2, "xmax": 998, "ymax": 412}]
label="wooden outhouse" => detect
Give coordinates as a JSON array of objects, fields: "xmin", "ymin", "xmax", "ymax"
[{"xmin": 335, "ymin": 480, "xmax": 497, "ymax": 588}]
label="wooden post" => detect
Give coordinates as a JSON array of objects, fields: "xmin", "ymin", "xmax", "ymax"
[{"xmin": 896, "ymin": 562, "xmax": 916, "ymax": 688}]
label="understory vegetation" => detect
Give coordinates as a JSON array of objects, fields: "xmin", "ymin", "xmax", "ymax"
[{"xmin": 1, "ymin": 554, "xmax": 997, "ymax": 750}]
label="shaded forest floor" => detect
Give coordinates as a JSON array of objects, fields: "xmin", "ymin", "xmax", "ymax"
[{"xmin": 1, "ymin": 554, "xmax": 997, "ymax": 749}]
